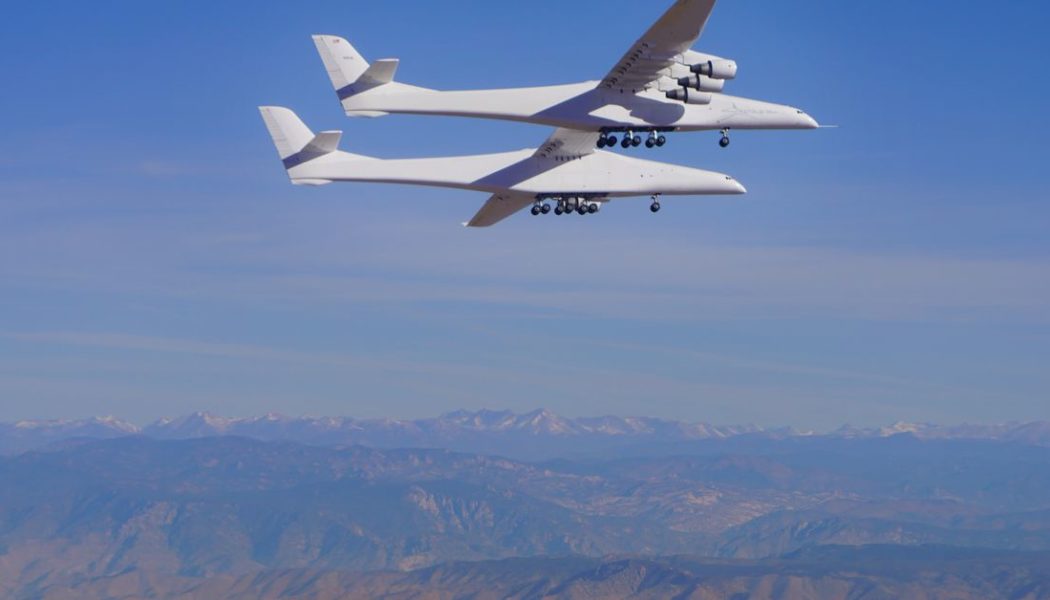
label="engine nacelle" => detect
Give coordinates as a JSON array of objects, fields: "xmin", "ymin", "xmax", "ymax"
[
  {"xmin": 690, "ymin": 59, "xmax": 737, "ymax": 80},
  {"xmin": 682, "ymin": 50, "xmax": 738, "ymax": 80},
  {"xmin": 665, "ymin": 88, "xmax": 713, "ymax": 105},
  {"xmin": 676, "ymin": 74, "xmax": 725, "ymax": 93}
]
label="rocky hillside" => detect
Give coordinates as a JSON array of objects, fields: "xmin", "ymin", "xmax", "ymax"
[
  {"xmin": 1, "ymin": 434, "xmax": 1049, "ymax": 598},
  {"xmin": 11, "ymin": 548, "xmax": 1050, "ymax": 600}
]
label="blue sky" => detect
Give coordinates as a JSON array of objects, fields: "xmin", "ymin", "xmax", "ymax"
[{"xmin": 1, "ymin": 0, "xmax": 1047, "ymax": 428}]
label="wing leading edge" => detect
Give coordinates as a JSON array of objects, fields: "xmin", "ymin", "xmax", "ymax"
[{"xmin": 600, "ymin": 0, "xmax": 717, "ymax": 92}]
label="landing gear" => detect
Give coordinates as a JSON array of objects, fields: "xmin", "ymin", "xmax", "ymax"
[
  {"xmin": 650, "ymin": 194, "xmax": 661, "ymax": 213},
  {"xmin": 619, "ymin": 132, "xmax": 643, "ymax": 148},
  {"xmin": 587, "ymin": 203, "xmax": 599, "ymax": 214},
  {"xmin": 719, "ymin": 129, "xmax": 730, "ymax": 148},
  {"xmin": 541, "ymin": 203, "xmax": 551, "ymax": 214},
  {"xmin": 531, "ymin": 205, "xmax": 541, "ymax": 216},
  {"xmin": 554, "ymin": 204, "xmax": 564, "ymax": 215},
  {"xmin": 600, "ymin": 129, "xmax": 671, "ymax": 150}
]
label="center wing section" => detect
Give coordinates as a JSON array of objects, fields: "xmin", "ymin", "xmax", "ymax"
[
  {"xmin": 600, "ymin": 0, "xmax": 717, "ymax": 92},
  {"xmin": 467, "ymin": 129, "xmax": 602, "ymax": 227},
  {"xmin": 533, "ymin": 128, "xmax": 602, "ymax": 159}
]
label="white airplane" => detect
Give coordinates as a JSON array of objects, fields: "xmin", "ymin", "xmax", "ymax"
[
  {"xmin": 259, "ymin": 106, "xmax": 746, "ymax": 227},
  {"xmin": 312, "ymin": 0, "xmax": 818, "ymax": 150}
]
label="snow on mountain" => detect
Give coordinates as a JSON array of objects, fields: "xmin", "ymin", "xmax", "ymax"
[{"xmin": 4, "ymin": 410, "xmax": 1049, "ymax": 457}]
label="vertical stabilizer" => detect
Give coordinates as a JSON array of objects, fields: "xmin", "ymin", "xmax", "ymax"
[
  {"xmin": 312, "ymin": 35, "xmax": 371, "ymax": 92},
  {"xmin": 259, "ymin": 106, "xmax": 315, "ymax": 160}
]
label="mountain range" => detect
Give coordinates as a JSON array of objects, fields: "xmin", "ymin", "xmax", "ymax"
[
  {"xmin": 3, "ymin": 410, "xmax": 1050, "ymax": 598},
  {"xmin": 4, "ymin": 408, "xmax": 1049, "ymax": 458}
]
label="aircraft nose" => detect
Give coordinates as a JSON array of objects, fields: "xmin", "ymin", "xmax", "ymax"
[
  {"xmin": 797, "ymin": 110, "xmax": 819, "ymax": 129},
  {"xmin": 723, "ymin": 176, "xmax": 746, "ymax": 194}
]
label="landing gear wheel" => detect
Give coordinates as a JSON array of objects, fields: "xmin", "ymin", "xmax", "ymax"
[
  {"xmin": 587, "ymin": 203, "xmax": 599, "ymax": 214},
  {"xmin": 606, "ymin": 135, "xmax": 617, "ymax": 146},
  {"xmin": 531, "ymin": 205, "xmax": 541, "ymax": 216},
  {"xmin": 541, "ymin": 203, "xmax": 551, "ymax": 214},
  {"xmin": 631, "ymin": 135, "xmax": 642, "ymax": 147},
  {"xmin": 597, "ymin": 138, "xmax": 607, "ymax": 149},
  {"xmin": 577, "ymin": 205, "xmax": 588, "ymax": 215},
  {"xmin": 645, "ymin": 138, "xmax": 655, "ymax": 149},
  {"xmin": 621, "ymin": 137, "xmax": 631, "ymax": 149},
  {"xmin": 554, "ymin": 205, "xmax": 564, "ymax": 215},
  {"xmin": 656, "ymin": 135, "xmax": 667, "ymax": 147},
  {"xmin": 719, "ymin": 136, "xmax": 730, "ymax": 148},
  {"xmin": 650, "ymin": 202, "xmax": 661, "ymax": 213}
]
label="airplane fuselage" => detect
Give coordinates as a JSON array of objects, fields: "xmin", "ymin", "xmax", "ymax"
[
  {"xmin": 343, "ymin": 81, "xmax": 818, "ymax": 132},
  {"xmin": 287, "ymin": 146, "xmax": 745, "ymax": 199}
]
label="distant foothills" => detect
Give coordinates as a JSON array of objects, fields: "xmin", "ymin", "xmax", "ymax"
[
  {"xmin": 2, "ymin": 408, "xmax": 1050, "ymax": 598},
  {"xmin": 3, "ymin": 408, "xmax": 1049, "ymax": 457}
]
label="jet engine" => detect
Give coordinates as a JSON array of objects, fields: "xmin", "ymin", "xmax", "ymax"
[
  {"xmin": 676, "ymin": 74, "xmax": 725, "ymax": 93},
  {"xmin": 665, "ymin": 88, "xmax": 713, "ymax": 105},
  {"xmin": 682, "ymin": 51, "xmax": 738, "ymax": 80}
]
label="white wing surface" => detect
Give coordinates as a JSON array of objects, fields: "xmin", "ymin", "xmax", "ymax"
[
  {"xmin": 465, "ymin": 193, "xmax": 536, "ymax": 228},
  {"xmin": 533, "ymin": 128, "xmax": 603, "ymax": 160},
  {"xmin": 600, "ymin": 0, "xmax": 717, "ymax": 92}
]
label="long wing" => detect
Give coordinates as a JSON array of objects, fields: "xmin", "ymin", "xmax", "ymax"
[
  {"xmin": 467, "ymin": 129, "xmax": 602, "ymax": 227},
  {"xmin": 600, "ymin": 0, "xmax": 717, "ymax": 92},
  {"xmin": 465, "ymin": 192, "xmax": 535, "ymax": 228},
  {"xmin": 534, "ymin": 128, "xmax": 602, "ymax": 159}
]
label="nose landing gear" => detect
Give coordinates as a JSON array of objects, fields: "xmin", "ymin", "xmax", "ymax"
[{"xmin": 719, "ymin": 128, "xmax": 731, "ymax": 148}]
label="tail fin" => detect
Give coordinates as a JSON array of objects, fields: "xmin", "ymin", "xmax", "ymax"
[
  {"xmin": 259, "ymin": 106, "xmax": 355, "ymax": 185},
  {"xmin": 313, "ymin": 35, "xmax": 399, "ymax": 96}
]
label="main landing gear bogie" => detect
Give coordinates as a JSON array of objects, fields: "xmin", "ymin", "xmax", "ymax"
[
  {"xmin": 599, "ymin": 129, "xmax": 669, "ymax": 150},
  {"xmin": 531, "ymin": 196, "xmax": 664, "ymax": 219},
  {"xmin": 533, "ymin": 197, "xmax": 605, "ymax": 217},
  {"xmin": 531, "ymin": 202, "xmax": 553, "ymax": 216}
]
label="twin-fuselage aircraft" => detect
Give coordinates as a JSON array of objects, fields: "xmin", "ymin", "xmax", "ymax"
[{"xmin": 261, "ymin": 0, "xmax": 820, "ymax": 226}]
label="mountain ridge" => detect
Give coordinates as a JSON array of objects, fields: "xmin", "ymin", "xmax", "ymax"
[{"xmin": 3, "ymin": 409, "xmax": 1049, "ymax": 457}]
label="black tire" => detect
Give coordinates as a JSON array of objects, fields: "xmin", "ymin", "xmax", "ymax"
[
  {"xmin": 606, "ymin": 135, "xmax": 617, "ymax": 146},
  {"xmin": 656, "ymin": 135, "xmax": 667, "ymax": 147},
  {"xmin": 554, "ymin": 207, "xmax": 564, "ymax": 215},
  {"xmin": 588, "ymin": 203, "xmax": 598, "ymax": 214},
  {"xmin": 650, "ymin": 202, "xmax": 661, "ymax": 213},
  {"xmin": 531, "ymin": 206, "xmax": 541, "ymax": 216},
  {"xmin": 645, "ymin": 138, "xmax": 655, "ymax": 148},
  {"xmin": 541, "ymin": 204, "xmax": 551, "ymax": 214},
  {"xmin": 632, "ymin": 135, "xmax": 642, "ymax": 147},
  {"xmin": 597, "ymin": 138, "xmax": 606, "ymax": 149},
  {"xmin": 621, "ymin": 138, "xmax": 631, "ymax": 149},
  {"xmin": 719, "ymin": 136, "xmax": 730, "ymax": 148}
]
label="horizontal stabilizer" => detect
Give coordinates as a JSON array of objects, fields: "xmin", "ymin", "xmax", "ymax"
[
  {"xmin": 360, "ymin": 59, "xmax": 399, "ymax": 87},
  {"xmin": 303, "ymin": 130, "xmax": 342, "ymax": 155}
]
